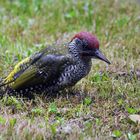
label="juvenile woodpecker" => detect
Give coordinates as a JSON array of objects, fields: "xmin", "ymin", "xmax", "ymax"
[{"xmin": 0, "ymin": 32, "xmax": 110, "ymax": 95}]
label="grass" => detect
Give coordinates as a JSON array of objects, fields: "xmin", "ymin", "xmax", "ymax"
[{"xmin": 0, "ymin": 0, "xmax": 140, "ymax": 139}]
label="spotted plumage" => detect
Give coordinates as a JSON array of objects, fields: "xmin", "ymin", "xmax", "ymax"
[{"xmin": 0, "ymin": 32, "xmax": 111, "ymax": 96}]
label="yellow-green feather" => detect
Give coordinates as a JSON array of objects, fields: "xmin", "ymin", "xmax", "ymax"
[
  {"xmin": 4, "ymin": 57, "xmax": 30, "ymax": 84},
  {"xmin": 11, "ymin": 66, "xmax": 37, "ymax": 89}
]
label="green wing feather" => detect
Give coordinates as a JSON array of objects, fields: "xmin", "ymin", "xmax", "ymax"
[
  {"xmin": 1, "ymin": 51, "xmax": 44, "ymax": 87},
  {"xmin": 0, "ymin": 44, "xmax": 74, "ymax": 91},
  {"xmin": 10, "ymin": 65, "xmax": 38, "ymax": 89}
]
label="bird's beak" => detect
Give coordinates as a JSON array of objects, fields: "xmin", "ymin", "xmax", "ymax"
[{"xmin": 92, "ymin": 49, "xmax": 111, "ymax": 64}]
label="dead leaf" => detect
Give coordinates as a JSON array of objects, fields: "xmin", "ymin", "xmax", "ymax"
[{"xmin": 129, "ymin": 114, "xmax": 140, "ymax": 124}]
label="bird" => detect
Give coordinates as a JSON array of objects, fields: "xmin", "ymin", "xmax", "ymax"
[{"xmin": 0, "ymin": 32, "xmax": 111, "ymax": 96}]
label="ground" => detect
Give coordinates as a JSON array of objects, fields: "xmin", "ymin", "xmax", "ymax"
[{"xmin": 0, "ymin": 0, "xmax": 140, "ymax": 139}]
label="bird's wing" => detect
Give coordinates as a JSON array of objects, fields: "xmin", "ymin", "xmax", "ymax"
[
  {"xmin": 0, "ymin": 43, "xmax": 68, "ymax": 85},
  {"xmin": 3, "ymin": 54, "xmax": 74, "ymax": 90},
  {"xmin": 0, "ymin": 46, "xmax": 57, "ymax": 87},
  {"xmin": 1, "ymin": 52, "xmax": 43, "ymax": 87}
]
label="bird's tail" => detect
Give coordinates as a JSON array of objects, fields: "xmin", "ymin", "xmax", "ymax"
[
  {"xmin": 0, "ymin": 78, "xmax": 14, "ymax": 88},
  {"xmin": 0, "ymin": 77, "xmax": 15, "ymax": 96},
  {"xmin": 0, "ymin": 78, "xmax": 15, "ymax": 98}
]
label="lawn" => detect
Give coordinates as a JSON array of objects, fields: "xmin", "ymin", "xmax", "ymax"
[{"xmin": 0, "ymin": 0, "xmax": 140, "ymax": 139}]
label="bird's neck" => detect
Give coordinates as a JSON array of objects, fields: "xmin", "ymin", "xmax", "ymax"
[
  {"xmin": 68, "ymin": 39, "xmax": 92, "ymax": 64},
  {"xmin": 68, "ymin": 40, "xmax": 92, "ymax": 74}
]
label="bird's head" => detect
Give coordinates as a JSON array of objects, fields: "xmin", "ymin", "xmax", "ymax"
[{"xmin": 69, "ymin": 32, "xmax": 111, "ymax": 64}]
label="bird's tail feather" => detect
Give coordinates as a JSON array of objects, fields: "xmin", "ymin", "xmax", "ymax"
[
  {"xmin": 0, "ymin": 78, "xmax": 22, "ymax": 98},
  {"xmin": 0, "ymin": 78, "xmax": 14, "ymax": 88}
]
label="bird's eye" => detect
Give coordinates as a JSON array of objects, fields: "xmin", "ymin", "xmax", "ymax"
[
  {"xmin": 82, "ymin": 39, "xmax": 88, "ymax": 48},
  {"xmin": 75, "ymin": 38, "xmax": 83, "ymax": 46}
]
